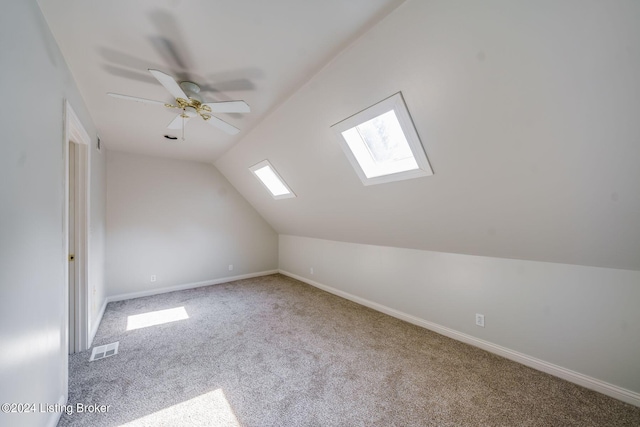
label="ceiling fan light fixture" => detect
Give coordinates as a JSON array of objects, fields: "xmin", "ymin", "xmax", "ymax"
[
  {"xmin": 179, "ymin": 81, "xmax": 201, "ymax": 95},
  {"xmin": 109, "ymin": 69, "xmax": 249, "ymax": 136}
]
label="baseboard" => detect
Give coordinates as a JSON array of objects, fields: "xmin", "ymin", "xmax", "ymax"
[
  {"xmin": 279, "ymin": 269, "xmax": 640, "ymax": 408},
  {"xmin": 105, "ymin": 270, "xmax": 279, "ymax": 304},
  {"xmin": 45, "ymin": 394, "xmax": 67, "ymax": 427},
  {"xmin": 89, "ymin": 299, "xmax": 108, "ymax": 347}
]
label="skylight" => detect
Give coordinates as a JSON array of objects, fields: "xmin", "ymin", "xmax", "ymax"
[
  {"xmin": 332, "ymin": 92, "xmax": 433, "ymax": 185},
  {"xmin": 249, "ymin": 160, "xmax": 296, "ymax": 199}
]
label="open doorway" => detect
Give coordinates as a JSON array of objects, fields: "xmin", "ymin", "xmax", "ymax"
[{"xmin": 64, "ymin": 101, "xmax": 91, "ymax": 354}]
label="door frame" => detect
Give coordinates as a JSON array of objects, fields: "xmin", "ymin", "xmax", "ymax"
[{"xmin": 63, "ymin": 100, "xmax": 91, "ymax": 355}]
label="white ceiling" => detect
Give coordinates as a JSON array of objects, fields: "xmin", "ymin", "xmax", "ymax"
[
  {"xmin": 37, "ymin": 0, "xmax": 640, "ymax": 272},
  {"xmin": 215, "ymin": 0, "xmax": 640, "ymax": 272},
  {"xmin": 37, "ymin": 0, "xmax": 404, "ymax": 162}
]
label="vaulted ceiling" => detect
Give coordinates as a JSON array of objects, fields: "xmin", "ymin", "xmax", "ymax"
[
  {"xmin": 39, "ymin": 0, "xmax": 640, "ymax": 272},
  {"xmin": 37, "ymin": 0, "xmax": 404, "ymax": 161}
]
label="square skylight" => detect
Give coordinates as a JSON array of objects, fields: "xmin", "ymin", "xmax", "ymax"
[
  {"xmin": 331, "ymin": 92, "xmax": 433, "ymax": 185},
  {"xmin": 249, "ymin": 160, "xmax": 296, "ymax": 199}
]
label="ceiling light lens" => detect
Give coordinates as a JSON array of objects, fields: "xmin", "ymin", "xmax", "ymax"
[{"xmin": 254, "ymin": 166, "xmax": 291, "ymax": 196}]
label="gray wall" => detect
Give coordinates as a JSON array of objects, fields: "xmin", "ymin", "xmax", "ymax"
[
  {"xmin": 106, "ymin": 151, "xmax": 278, "ymax": 298},
  {"xmin": 279, "ymin": 235, "xmax": 640, "ymax": 397},
  {"xmin": 0, "ymin": 2, "xmax": 107, "ymax": 427}
]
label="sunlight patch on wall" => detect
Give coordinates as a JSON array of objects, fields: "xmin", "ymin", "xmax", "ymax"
[{"xmin": 126, "ymin": 307, "xmax": 189, "ymax": 331}]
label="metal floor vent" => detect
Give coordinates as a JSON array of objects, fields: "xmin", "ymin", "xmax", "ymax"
[{"xmin": 90, "ymin": 342, "xmax": 119, "ymax": 362}]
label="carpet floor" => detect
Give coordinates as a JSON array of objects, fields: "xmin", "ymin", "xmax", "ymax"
[{"xmin": 59, "ymin": 274, "xmax": 640, "ymax": 426}]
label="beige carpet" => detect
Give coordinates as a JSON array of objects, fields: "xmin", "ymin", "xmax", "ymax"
[{"xmin": 59, "ymin": 274, "xmax": 640, "ymax": 426}]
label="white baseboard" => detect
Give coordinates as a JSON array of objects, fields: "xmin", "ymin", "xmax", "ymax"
[
  {"xmin": 89, "ymin": 299, "xmax": 108, "ymax": 347},
  {"xmin": 279, "ymin": 269, "xmax": 640, "ymax": 408},
  {"xmin": 105, "ymin": 270, "xmax": 279, "ymax": 304},
  {"xmin": 45, "ymin": 394, "xmax": 67, "ymax": 427}
]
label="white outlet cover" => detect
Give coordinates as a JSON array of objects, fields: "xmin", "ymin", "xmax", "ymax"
[
  {"xmin": 150, "ymin": 275, "xmax": 156, "ymax": 282},
  {"xmin": 229, "ymin": 264, "xmax": 233, "ymax": 271},
  {"xmin": 310, "ymin": 267, "xmax": 314, "ymax": 275},
  {"xmin": 475, "ymin": 314, "xmax": 485, "ymax": 327}
]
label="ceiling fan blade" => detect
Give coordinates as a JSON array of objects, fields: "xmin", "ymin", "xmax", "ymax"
[
  {"xmin": 206, "ymin": 115, "xmax": 240, "ymax": 135},
  {"xmin": 148, "ymin": 69, "xmax": 188, "ymax": 100},
  {"xmin": 167, "ymin": 114, "xmax": 189, "ymax": 129},
  {"xmin": 108, "ymin": 93, "xmax": 166, "ymax": 106},
  {"xmin": 148, "ymin": 10, "xmax": 194, "ymax": 74},
  {"xmin": 203, "ymin": 101, "xmax": 250, "ymax": 113}
]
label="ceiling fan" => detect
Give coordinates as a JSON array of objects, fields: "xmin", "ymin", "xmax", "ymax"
[{"xmin": 108, "ymin": 69, "xmax": 250, "ymax": 136}]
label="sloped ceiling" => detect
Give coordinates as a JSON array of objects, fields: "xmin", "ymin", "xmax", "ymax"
[
  {"xmin": 215, "ymin": 0, "xmax": 640, "ymax": 271},
  {"xmin": 37, "ymin": 0, "xmax": 404, "ymax": 162}
]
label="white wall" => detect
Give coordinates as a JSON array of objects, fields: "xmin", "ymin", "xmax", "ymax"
[
  {"xmin": 106, "ymin": 151, "xmax": 278, "ymax": 298},
  {"xmin": 279, "ymin": 235, "xmax": 640, "ymax": 403},
  {"xmin": 0, "ymin": 2, "xmax": 106, "ymax": 427},
  {"xmin": 89, "ymin": 143, "xmax": 107, "ymax": 336}
]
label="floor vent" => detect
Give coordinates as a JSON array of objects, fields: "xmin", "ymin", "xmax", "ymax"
[{"xmin": 90, "ymin": 342, "xmax": 119, "ymax": 362}]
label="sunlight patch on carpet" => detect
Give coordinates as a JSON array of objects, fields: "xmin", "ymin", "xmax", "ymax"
[
  {"xmin": 118, "ymin": 389, "xmax": 240, "ymax": 427},
  {"xmin": 126, "ymin": 307, "xmax": 189, "ymax": 331}
]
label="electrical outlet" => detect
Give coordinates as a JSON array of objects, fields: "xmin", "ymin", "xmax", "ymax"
[
  {"xmin": 310, "ymin": 267, "xmax": 314, "ymax": 275},
  {"xmin": 228, "ymin": 264, "xmax": 233, "ymax": 271},
  {"xmin": 475, "ymin": 313, "xmax": 485, "ymax": 327},
  {"xmin": 150, "ymin": 275, "xmax": 156, "ymax": 282}
]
